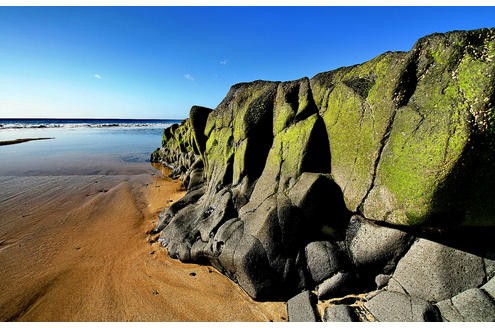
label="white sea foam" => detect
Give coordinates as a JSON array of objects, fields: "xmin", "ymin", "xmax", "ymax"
[{"xmin": 0, "ymin": 122, "xmax": 176, "ymax": 130}]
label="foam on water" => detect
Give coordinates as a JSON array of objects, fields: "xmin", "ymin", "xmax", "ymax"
[
  {"xmin": 0, "ymin": 118, "xmax": 182, "ymax": 176},
  {"xmin": 0, "ymin": 118, "xmax": 181, "ymax": 130}
]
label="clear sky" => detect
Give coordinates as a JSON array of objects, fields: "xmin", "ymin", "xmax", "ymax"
[{"xmin": 0, "ymin": 6, "xmax": 494, "ymax": 119}]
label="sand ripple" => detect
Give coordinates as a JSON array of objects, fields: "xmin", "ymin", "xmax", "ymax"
[{"xmin": 0, "ymin": 172, "xmax": 286, "ymax": 321}]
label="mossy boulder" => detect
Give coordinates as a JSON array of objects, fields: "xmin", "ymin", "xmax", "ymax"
[
  {"xmin": 311, "ymin": 51, "xmax": 409, "ymax": 213},
  {"xmin": 204, "ymin": 81, "xmax": 277, "ymax": 191},
  {"xmin": 234, "ymin": 99, "xmax": 338, "ymax": 298},
  {"xmin": 310, "ymin": 28, "xmax": 495, "ymax": 226},
  {"xmin": 362, "ymin": 29, "xmax": 495, "ymax": 226},
  {"xmin": 152, "ymin": 28, "xmax": 495, "ymax": 303}
]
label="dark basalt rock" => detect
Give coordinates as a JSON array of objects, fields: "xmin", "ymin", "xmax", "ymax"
[
  {"xmin": 374, "ymin": 274, "xmax": 391, "ymax": 289},
  {"xmin": 345, "ymin": 215, "xmax": 413, "ymax": 277},
  {"xmin": 387, "ymin": 238, "xmax": 485, "ymax": 302},
  {"xmin": 316, "ymin": 271, "xmax": 356, "ymax": 300},
  {"xmin": 287, "ymin": 291, "xmax": 319, "ymax": 322},
  {"xmin": 305, "ymin": 241, "xmax": 343, "ymax": 284},
  {"xmin": 482, "ymin": 276, "xmax": 495, "ymax": 300},
  {"xmin": 436, "ymin": 288, "xmax": 495, "ymax": 322},
  {"xmin": 364, "ymin": 291, "xmax": 441, "ymax": 322},
  {"xmin": 323, "ymin": 304, "xmax": 358, "ymax": 322},
  {"xmin": 150, "ymin": 28, "xmax": 495, "ymax": 321}
]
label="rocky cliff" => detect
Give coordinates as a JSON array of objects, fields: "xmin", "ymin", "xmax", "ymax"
[{"xmin": 151, "ymin": 28, "xmax": 495, "ymax": 321}]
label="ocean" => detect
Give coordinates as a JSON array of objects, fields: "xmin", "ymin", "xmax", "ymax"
[{"xmin": 0, "ymin": 118, "xmax": 181, "ymax": 176}]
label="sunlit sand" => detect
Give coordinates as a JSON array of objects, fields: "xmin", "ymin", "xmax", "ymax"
[{"xmin": 0, "ymin": 168, "xmax": 286, "ymax": 321}]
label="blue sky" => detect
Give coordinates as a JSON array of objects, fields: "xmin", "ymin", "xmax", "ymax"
[{"xmin": 0, "ymin": 7, "xmax": 494, "ymax": 119}]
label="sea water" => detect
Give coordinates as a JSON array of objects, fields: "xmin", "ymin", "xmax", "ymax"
[{"xmin": 0, "ymin": 118, "xmax": 181, "ymax": 176}]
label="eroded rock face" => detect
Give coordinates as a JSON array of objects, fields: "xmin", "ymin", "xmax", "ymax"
[
  {"xmin": 150, "ymin": 28, "xmax": 495, "ymax": 309},
  {"xmin": 305, "ymin": 241, "xmax": 343, "ymax": 284},
  {"xmin": 364, "ymin": 291, "xmax": 440, "ymax": 322},
  {"xmin": 152, "ymin": 79, "xmax": 348, "ymax": 299},
  {"xmin": 345, "ymin": 215, "xmax": 413, "ymax": 275},
  {"xmin": 323, "ymin": 304, "xmax": 358, "ymax": 322},
  {"xmin": 388, "ymin": 238, "xmax": 486, "ymax": 302},
  {"xmin": 436, "ymin": 288, "xmax": 495, "ymax": 322},
  {"xmin": 361, "ymin": 31, "xmax": 495, "ymax": 226},
  {"xmin": 287, "ymin": 291, "xmax": 319, "ymax": 322}
]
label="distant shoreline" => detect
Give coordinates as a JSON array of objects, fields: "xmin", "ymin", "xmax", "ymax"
[
  {"xmin": 0, "ymin": 118, "xmax": 182, "ymax": 130},
  {"xmin": 0, "ymin": 137, "xmax": 54, "ymax": 146}
]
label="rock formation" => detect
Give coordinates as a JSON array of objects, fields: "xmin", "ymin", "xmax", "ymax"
[{"xmin": 151, "ymin": 28, "xmax": 495, "ymax": 321}]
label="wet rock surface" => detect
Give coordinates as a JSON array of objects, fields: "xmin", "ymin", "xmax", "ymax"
[{"xmin": 150, "ymin": 28, "xmax": 495, "ymax": 321}]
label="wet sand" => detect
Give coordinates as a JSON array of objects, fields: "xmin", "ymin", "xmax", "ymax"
[{"xmin": 0, "ymin": 168, "xmax": 286, "ymax": 321}]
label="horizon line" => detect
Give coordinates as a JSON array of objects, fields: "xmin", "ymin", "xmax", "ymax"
[{"xmin": 0, "ymin": 117, "xmax": 186, "ymax": 121}]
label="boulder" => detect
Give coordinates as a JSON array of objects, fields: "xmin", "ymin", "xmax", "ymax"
[
  {"xmin": 346, "ymin": 215, "xmax": 412, "ymax": 274},
  {"xmin": 273, "ymin": 78, "xmax": 318, "ymax": 135},
  {"xmin": 232, "ymin": 234, "xmax": 275, "ymax": 300},
  {"xmin": 207, "ymin": 80, "xmax": 277, "ymax": 186},
  {"xmin": 231, "ymin": 111, "xmax": 336, "ymax": 298},
  {"xmin": 436, "ymin": 288, "xmax": 495, "ymax": 322},
  {"xmin": 317, "ymin": 272, "xmax": 355, "ymax": 300},
  {"xmin": 158, "ymin": 204, "xmax": 200, "ymax": 261},
  {"xmin": 364, "ymin": 291, "xmax": 440, "ymax": 322},
  {"xmin": 388, "ymin": 238, "xmax": 485, "ymax": 302},
  {"xmin": 215, "ymin": 218, "xmax": 244, "ymax": 275},
  {"xmin": 196, "ymin": 189, "xmax": 234, "ymax": 242},
  {"xmin": 323, "ymin": 304, "xmax": 358, "ymax": 322},
  {"xmin": 481, "ymin": 276, "xmax": 495, "ymax": 300},
  {"xmin": 153, "ymin": 185, "xmax": 205, "ymax": 233},
  {"xmin": 151, "ymin": 28, "xmax": 495, "ymax": 303},
  {"xmin": 305, "ymin": 241, "xmax": 342, "ymax": 284},
  {"xmin": 287, "ymin": 291, "xmax": 319, "ymax": 322},
  {"xmin": 362, "ymin": 29, "xmax": 495, "ymax": 226},
  {"xmin": 484, "ymin": 255, "xmax": 495, "ymax": 280},
  {"xmin": 190, "ymin": 238, "xmax": 215, "ymax": 262},
  {"xmin": 375, "ymin": 274, "xmax": 391, "ymax": 289},
  {"xmin": 311, "ymin": 29, "xmax": 495, "ymax": 227},
  {"xmin": 184, "ymin": 168, "xmax": 204, "ymax": 191},
  {"xmin": 312, "ymin": 51, "xmax": 406, "ymax": 214}
]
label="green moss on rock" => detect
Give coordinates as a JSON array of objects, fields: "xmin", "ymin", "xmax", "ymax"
[
  {"xmin": 363, "ymin": 29, "xmax": 495, "ymax": 226},
  {"xmin": 157, "ymin": 27, "xmax": 495, "ymax": 232},
  {"xmin": 312, "ymin": 52, "xmax": 408, "ymax": 212}
]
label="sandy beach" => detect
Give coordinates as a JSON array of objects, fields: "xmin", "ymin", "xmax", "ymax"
[{"xmin": 0, "ymin": 167, "xmax": 286, "ymax": 321}]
